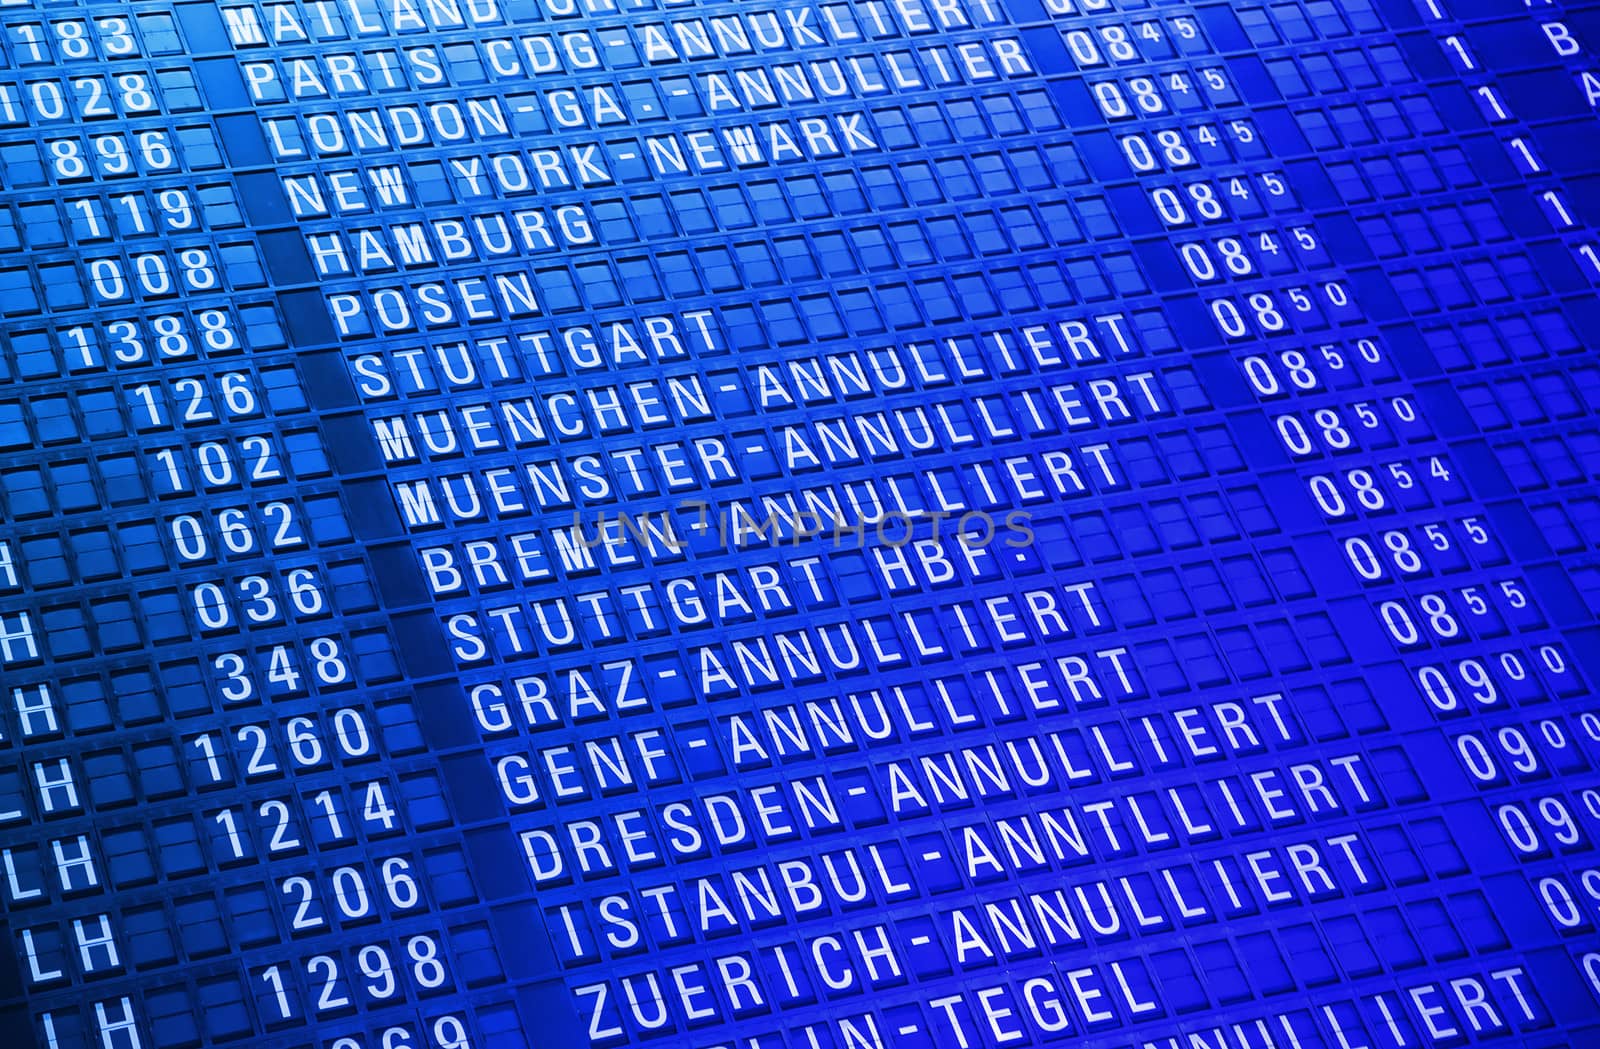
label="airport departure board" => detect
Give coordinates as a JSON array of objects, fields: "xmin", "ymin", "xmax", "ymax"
[{"xmin": 2, "ymin": 0, "xmax": 1600, "ymax": 1047}]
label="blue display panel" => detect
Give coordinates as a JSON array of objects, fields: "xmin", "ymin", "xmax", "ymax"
[{"xmin": 2, "ymin": 0, "xmax": 1600, "ymax": 1046}]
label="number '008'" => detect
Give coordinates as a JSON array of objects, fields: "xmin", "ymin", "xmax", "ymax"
[{"xmin": 88, "ymin": 248, "xmax": 216, "ymax": 301}]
